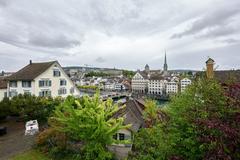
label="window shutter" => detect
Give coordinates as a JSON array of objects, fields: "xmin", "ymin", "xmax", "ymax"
[{"xmin": 39, "ymin": 81, "xmax": 42, "ymax": 87}]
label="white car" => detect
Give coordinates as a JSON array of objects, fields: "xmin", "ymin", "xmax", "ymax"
[{"xmin": 25, "ymin": 120, "xmax": 39, "ymax": 136}]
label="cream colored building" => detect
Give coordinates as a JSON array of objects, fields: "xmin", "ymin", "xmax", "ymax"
[
  {"xmin": 180, "ymin": 78, "xmax": 192, "ymax": 92},
  {"xmin": 148, "ymin": 75, "xmax": 166, "ymax": 95},
  {"xmin": 131, "ymin": 71, "xmax": 149, "ymax": 93},
  {"xmin": 166, "ymin": 80, "xmax": 179, "ymax": 94},
  {"xmin": 6, "ymin": 61, "xmax": 80, "ymax": 98}
]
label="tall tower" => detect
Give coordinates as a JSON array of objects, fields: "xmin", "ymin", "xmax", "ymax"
[
  {"xmin": 206, "ymin": 58, "xmax": 215, "ymax": 79},
  {"xmin": 145, "ymin": 64, "xmax": 150, "ymax": 73},
  {"xmin": 163, "ymin": 51, "xmax": 168, "ymax": 72}
]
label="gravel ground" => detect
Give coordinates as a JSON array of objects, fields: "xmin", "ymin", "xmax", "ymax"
[{"xmin": 0, "ymin": 117, "xmax": 35, "ymax": 160}]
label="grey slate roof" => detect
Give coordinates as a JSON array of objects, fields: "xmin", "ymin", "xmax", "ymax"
[
  {"xmin": 114, "ymin": 98, "xmax": 145, "ymax": 132},
  {"xmin": 196, "ymin": 70, "xmax": 240, "ymax": 84},
  {"xmin": 149, "ymin": 74, "xmax": 165, "ymax": 80},
  {"xmin": 138, "ymin": 71, "xmax": 149, "ymax": 79},
  {"xmin": 214, "ymin": 70, "xmax": 240, "ymax": 83}
]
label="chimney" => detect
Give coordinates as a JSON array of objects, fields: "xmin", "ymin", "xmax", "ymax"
[
  {"xmin": 206, "ymin": 58, "xmax": 215, "ymax": 79},
  {"xmin": 30, "ymin": 60, "xmax": 32, "ymax": 64}
]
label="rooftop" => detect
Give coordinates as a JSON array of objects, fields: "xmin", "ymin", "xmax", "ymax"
[{"xmin": 6, "ymin": 61, "xmax": 57, "ymax": 81}]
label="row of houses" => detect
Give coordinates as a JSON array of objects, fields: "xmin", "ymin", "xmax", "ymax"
[
  {"xmin": 131, "ymin": 53, "xmax": 192, "ymax": 96},
  {"xmin": 76, "ymin": 76, "xmax": 131, "ymax": 91},
  {"xmin": 132, "ymin": 69, "xmax": 192, "ymax": 95},
  {"xmin": 0, "ymin": 60, "xmax": 80, "ymax": 101}
]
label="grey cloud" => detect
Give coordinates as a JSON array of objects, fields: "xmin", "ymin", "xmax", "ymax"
[
  {"xmin": 168, "ymin": 43, "xmax": 240, "ymax": 70},
  {"xmin": 95, "ymin": 57, "xmax": 106, "ymax": 63},
  {"xmin": 198, "ymin": 26, "xmax": 237, "ymax": 38},
  {"xmin": 171, "ymin": 5, "xmax": 240, "ymax": 39},
  {"xmin": 0, "ymin": 0, "xmax": 8, "ymax": 7},
  {"xmin": 0, "ymin": 0, "xmax": 240, "ymax": 71},
  {"xmin": 220, "ymin": 38, "xmax": 239, "ymax": 44},
  {"xmin": 28, "ymin": 33, "xmax": 80, "ymax": 49}
]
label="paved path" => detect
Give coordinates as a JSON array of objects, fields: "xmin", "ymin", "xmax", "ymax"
[{"xmin": 0, "ymin": 118, "xmax": 35, "ymax": 160}]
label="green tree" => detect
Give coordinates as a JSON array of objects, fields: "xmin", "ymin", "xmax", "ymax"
[
  {"xmin": 129, "ymin": 79, "xmax": 231, "ymax": 160},
  {"xmin": 4, "ymin": 94, "xmax": 62, "ymax": 122},
  {"xmin": 50, "ymin": 92, "xmax": 130, "ymax": 160},
  {"xmin": 122, "ymin": 70, "xmax": 135, "ymax": 78},
  {"xmin": 0, "ymin": 97, "xmax": 10, "ymax": 120}
]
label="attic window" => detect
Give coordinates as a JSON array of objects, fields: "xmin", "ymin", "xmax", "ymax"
[{"xmin": 53, "ymin": 70, "xmax": 61, "ymax": 77}]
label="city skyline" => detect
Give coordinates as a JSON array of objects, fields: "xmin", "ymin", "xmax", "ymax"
[{"xmin": 0, "ymin": 0, "xmax": 240, "ymax": 71}]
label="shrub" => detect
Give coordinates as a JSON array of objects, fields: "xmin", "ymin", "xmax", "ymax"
[
  {"xmin": 129, "ymin": 79, "xmax": 240, "ymax": 160},
  {"xmin": 1, "ymin": 94, "xmax": 62, "ymax": 123},
  {"xmin": 0, "ymin": 97, "xmax": 10, "ymax": 120},
  {"xmin": 38, "ymin": 92, "xmax": 130, "ymax": 160}
]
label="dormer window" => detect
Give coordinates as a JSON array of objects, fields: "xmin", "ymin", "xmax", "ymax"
[{"xmin": 53, "ymin": 69, "xmax": 61, "ymax": 77}]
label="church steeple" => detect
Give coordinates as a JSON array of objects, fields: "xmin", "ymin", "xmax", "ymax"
[{"xmin": 163, "ymin": 50, "xmax": 168, "ymax": 71}]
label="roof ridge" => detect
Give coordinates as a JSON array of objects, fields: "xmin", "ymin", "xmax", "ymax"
[{"xmin": 6, "ymin": 61, "xmax": 58, "ymax": 81}]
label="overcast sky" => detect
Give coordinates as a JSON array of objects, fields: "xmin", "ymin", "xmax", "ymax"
[{"xmin": 0, "ymin": 0, "xmax": 240, "ymax": 71}]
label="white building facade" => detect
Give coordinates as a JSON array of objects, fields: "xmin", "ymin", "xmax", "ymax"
[
  {"xmin": 6, "ymin": 61, "xmax": 80, "ymax": 98},
  {"xmin": 131, "ymin": 72, "xmax": 149, "ymax": 93},
  {"xmin": 180, "ymin": 78, "xmax": 192, "ymax": 92},
  {"xmin": 166, "ymin": 80, "xmax": 179, "ymax": 94},
  {"xmin": 148, "ymin": 76, "xmax": 166, "ymax": 95}
]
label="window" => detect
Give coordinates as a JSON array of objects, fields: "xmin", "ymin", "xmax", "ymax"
[
  {"xmin": 113, "ymin": 134, "xmax": 117, "ymax": 140},
  {"xmin": 9, "ymin": 81, "xmax": 17, "ymax": 87},
  {"xmin": 119, "ymin": 133, "xmax": 125, "ymax": 140},
  {"xmin": 9, "ymin": 90, "xmax": 17, "ymax": 97},
  {"xmin": 53, "ymin": 70, "xmax": 61, "ymax": 77},
  {"xmin": 58, "ymin": 88, "xmax": 67, "ymax": 95},
  {"xmin": 39, "ymin": 80, "xmax": 51, "ymax": 87},
  {"xmin": 70, "ymin": 87, "xmax": 75, "ymax": 94},
  {"xmin": 60, "ymin": 79, "xmax": 67, "ymax": 86},
  {"xmin": 39, "ymin": 90, "xmax": 51, "ymax": 97},
  {"xmin": 22, "ymin": 81, "xmax": 31, "ymax": 88}
]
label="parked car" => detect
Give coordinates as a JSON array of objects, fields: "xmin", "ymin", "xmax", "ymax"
[
  {"xmin": 0, "ymin": 126, "xmax": 7, "ymax": 136},
  {"xmin": 25, "ymin": 120, "xmax": 39, "ymax": 136}
]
